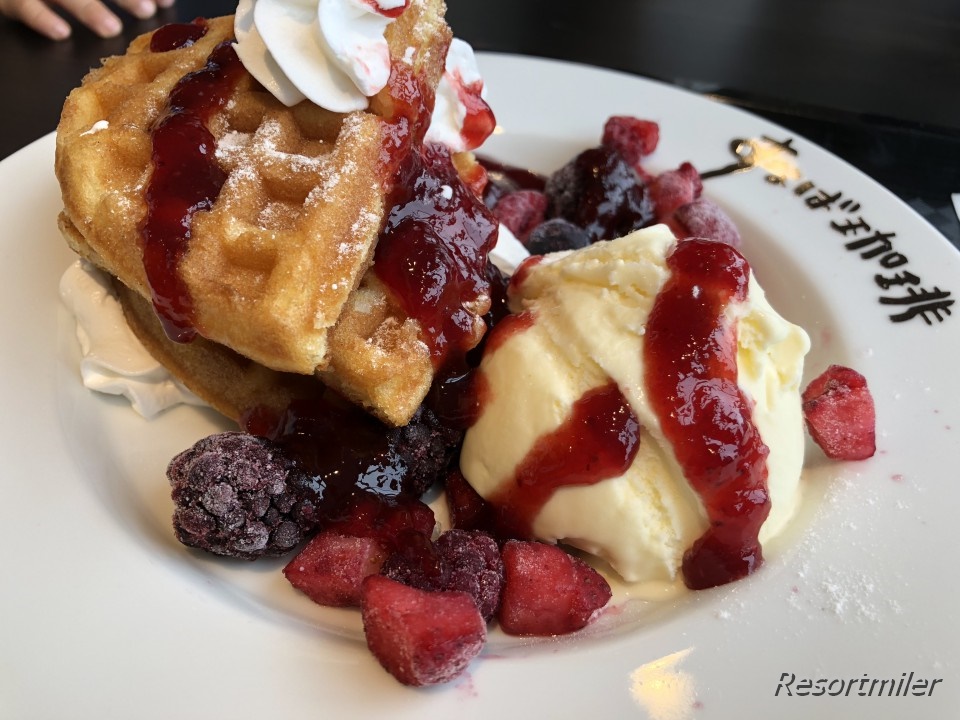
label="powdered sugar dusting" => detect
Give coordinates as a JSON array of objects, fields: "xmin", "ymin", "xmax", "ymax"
[
  {"xmin": 80, "ymin": 119, "xmax": 109, "ymax": 136},
  {"xmin": 218, "ymin": 120, "xmax": 327, "ymax": 181},
  {"xmin": 774, "ymin": 468, "xmax": 920, "ymax": 626},
  {"xmin": 351, "ymin": 209, "xmax": 380, "ymax": 238}
]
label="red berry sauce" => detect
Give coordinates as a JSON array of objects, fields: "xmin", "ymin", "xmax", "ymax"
[
  {"xmin": 149, "ymin": 18, "xmax": 208, "ymax": 52},
  {"xmin": 477, "ymin": 156, "xmax": 546, "ymax": 193},
  {"xmin": 481, "ymin": 308, "xmax": 536, "ymax": 356},
  {"xmin": 249, "ymin": 395, "xmax": 407, "ymax": 514},
  {"xmin": 447, "ymin": 72, "xmax": 496, "ymax": 152},
  {"xmin": 141, "ymin": 40, "xmax": 245, "ymax": 342},
  {"xmin": 360, "ymin": 0, "xmax": 410, "ymax": 19},
  {"xmin": 644, "ymin": 239, "xmax": 770, "ymax": 590},
  {"xmin": 476, "ymin": 155, "xmax": 546, "ymax": 209},
  {"xmin": 373, "ymin": 66, "xmax": 499, "ymax": 368},
  {"xmin": 490, "ymin": 382, "xmax": 640, "ymax": 539}
]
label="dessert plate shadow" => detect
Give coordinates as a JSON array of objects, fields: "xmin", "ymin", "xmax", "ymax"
[{"xmin": 1, "ymin": 53, "xmax": 959, "ymax": 719}]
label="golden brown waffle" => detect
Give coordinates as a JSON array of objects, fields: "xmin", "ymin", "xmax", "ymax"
[
  {"xmin": 117, "ymin": 280, "xmax": 318, "ymax": 423},
  {"xmin": 56, "ymin": 5, "xmax": 454, "ymax": 426}
]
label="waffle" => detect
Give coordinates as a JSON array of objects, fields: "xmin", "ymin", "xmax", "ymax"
[
  {"xmin": 55, "ymin": 5, "xmax": 459, "ymax": 426},
  {"xmin": 117, "ymin": 280, "xmax": 319, "ymax": 423}
]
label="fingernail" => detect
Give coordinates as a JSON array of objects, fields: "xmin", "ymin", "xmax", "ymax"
[
  {"xmin": 132, "ymin": 0, "xmax": 156, "ymax": 19},
  {"xmin": 49, "ymin": 19, "xmax": 72, "ymax": 40},
  {"xmin": 96, "ymin": 14, "xmax": 122, "ymax": 37}
]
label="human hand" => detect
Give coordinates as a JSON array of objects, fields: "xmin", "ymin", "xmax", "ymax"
[{"xmin": 0, "ymin": 0, "xmax": 175, "ymax": 41}]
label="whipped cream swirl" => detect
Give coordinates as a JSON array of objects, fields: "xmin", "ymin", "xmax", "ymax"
[
  {"xmin": 234, "ymin": 0, "xmax": 409, "ymax": 112},
  {"xmin": 234, "ymin": 0, "xmax": 495, "ymax": 150},
  {"xmin": 425, "ymin": 38, "xmax": 494, "ymax": 152}
]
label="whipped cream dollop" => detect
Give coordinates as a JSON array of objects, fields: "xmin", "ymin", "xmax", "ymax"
[
  {"xmin": 424, "ymin": 38, "xmax": 494, "ymax": 152},
  {"xmin": 234, "ymin": 0, "xmax": 408, "ymax": 112},
  {"xmin": 234, "ymin": 0, "xmax": 494, "ymax": 150},
  {"xmin": 59, "ymin": 261, "xmax": 206, "ymax": 419}
]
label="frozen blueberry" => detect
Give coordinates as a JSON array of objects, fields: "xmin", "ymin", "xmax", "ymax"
[{"xmin": 525, "ymin": 218, "xmax": 592, "ymax": 255}]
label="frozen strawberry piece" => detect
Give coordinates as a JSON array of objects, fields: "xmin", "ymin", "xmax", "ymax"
[
  {"xmin": 283, "ymin": 531, "xmax": 386, "ymax": 607},
  {"xmin": 671, "ymin": 198, "xmax": 741, "ymax": 247},
  {"xmin": 361, "ymin": 575, "xmax": 486, "ymax": 687},
  {"xmin": 601, "ymin": 115, "xmax": 660, "ymax": 170},
  {"xmin": 492, "ymin": 189, "xmax": 549, "ymax": 242},
  {"xmin": 497, "ymin": 540, "xmax": 612, "ymax": 636},
  {"xmin": 802, "ymin": 365, "xmax": 877, "ymax": 460},
  {"xmin": 325, "ymin": 493, "xmax": 435, "ymax": 551},
  {"xmin": 648, "ymin": 162, "xmax": 703, "ymax": 220}
]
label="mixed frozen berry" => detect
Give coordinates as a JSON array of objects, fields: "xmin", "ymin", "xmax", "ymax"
[
  {"xmin": 166, "ymin": 114, "xmax": 878, "ymax": 688},
  {"xmin": 382, "ymin": 529, "xmax": 504, "ymax": 620},
  {"xmin": 601, "ymin": 114, "xmax": 660, "ymax": 171},
  {"xmin": 361, "ymin": 575, "xmax": 487, "ymax": 687},
  {"xmin": 484, "ymin": 114, "xmax": 743, "ymax": 257},
  {"xmin": 802, "ymin": 364, "xmax": 877, "ymax": 461},
  {"xmin": 498, "ymin": 540, "xmax": 612, "ymax": 636},
  {"xmin": 167, "ymin": 419, "xmax": 612, "ymax": 685},
  {"xmin": 168, "ymin": 432, "xmax": 321, "ymax": 560},
  {"xmin": 544, "ymin": 145, "xmax": 654, "ymax": 242},
  {"xmin": 525, "ymin": 218, "xmax": 591, "ymax": 255},
  {"xmin": 491, "ymin": 188, "xmax": 548, "ymax": 242}
]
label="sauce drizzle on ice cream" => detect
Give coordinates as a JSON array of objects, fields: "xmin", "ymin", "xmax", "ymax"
[
  {"xmin": 645, "ymin": 238, "xmax": 771, "ymax": 589},
  {"xmin": 490, "ymin": 382, "xmax": 641, "ymax": 538}
]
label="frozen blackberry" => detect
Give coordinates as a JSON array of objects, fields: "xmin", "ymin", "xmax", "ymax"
[
  {"xmin": 525, "ymin": 218, "xmax": 591, "ymax": 256},
  {"xmin": 544, "ymin": 145, "xmax": 653, "ymax": 242},
  {"xmin": 168, "ymin": 432, "xmax": 320, "ymax": 560},
  {"xmin": 391, "ymin": 405, "xmax": 464, "ymax": 497},
  {"xmin": 269, "ymin": 397, "xmax": 462, "ymax": 507}
]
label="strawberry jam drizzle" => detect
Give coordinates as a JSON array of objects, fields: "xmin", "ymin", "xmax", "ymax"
[
  {"xmin": 373, "ymin": 66, "xmax": 499, "ymax": 369},
  {"xmin": 644, "ymin": 239, "xmax": 770, "ymax": 590},
  {"xmin": 361, "ymin": 0, "xmax": 410, "ymax": 18},
  {"xmin": 490, "ymin": 382, "xmax": 640, "ymax": 539},
  {"xmin": 149, "ymin": 18, "xmax": 208, "ymax": 52},
  {"xmin": 450, "ymin": 73, "xmax": 496, "ymax": 151},
  {"xmin": 142, "ymin": 40, "xmax": 245, "ymax": 342},
  {"xmin": 481, "ymin": 309, "xmax": 536, "ymax": 356}
]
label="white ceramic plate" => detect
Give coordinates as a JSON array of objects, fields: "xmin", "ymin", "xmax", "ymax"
[{"xmin": 2, "ymin": 53, "xmax": 959, "ymax": 719}]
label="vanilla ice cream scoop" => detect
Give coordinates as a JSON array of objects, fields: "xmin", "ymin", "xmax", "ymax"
[{"xmin": 459, "ymin": 225, "xmax": 810, "ymax": 585}]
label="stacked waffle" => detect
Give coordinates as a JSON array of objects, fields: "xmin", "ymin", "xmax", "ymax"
[{"xmin": 55, "ymin": 3, "xmax": 490, "ymax": 427}]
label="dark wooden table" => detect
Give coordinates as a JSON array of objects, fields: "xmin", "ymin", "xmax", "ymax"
[{"xmin": 2, "ymin": 0, "xmax": 958, "ymax": 245}]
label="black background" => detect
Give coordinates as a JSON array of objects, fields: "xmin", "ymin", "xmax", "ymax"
[{"xmin": 2, "ymin": 0, "xmax": 958, "ymax": 245}]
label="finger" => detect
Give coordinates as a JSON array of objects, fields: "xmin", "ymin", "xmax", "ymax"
[
  {"xmin": 113, "ymin": 0, "xmax": 158, "ymax": 20},
  {"xmin": 54, "ymin": 0, "xmax": 121, "ymax": 36},
  {"xmin": 156, "ymin": 0, "xmax": 174, "ymax": 7},
  {"xmin": 6, "ymin": 0, "xmax": 72, "ymax": 39}
]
